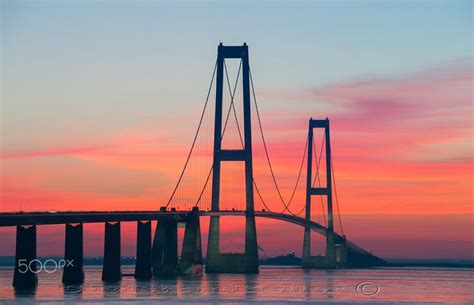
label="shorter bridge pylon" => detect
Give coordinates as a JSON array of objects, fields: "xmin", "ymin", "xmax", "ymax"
[{"xmin": 302, "ymin": 118, "xmax": 347, "ymax": 269}]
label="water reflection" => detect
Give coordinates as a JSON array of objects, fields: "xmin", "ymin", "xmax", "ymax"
[
  {"xmin": 157, "ymin": 276, "xmax": 178, "ymax": 297},
  {"xmin": 203, "ymin": 273, "xmax": 220, "ymax": 297},
  {"xmin": 103, "ymin": 281, "xmax": 121, "ymax": 299},
  {"xmin": 177, "ymin": 275, "xmax": 204, "ymax": 298},
  {"xmin": 0, "ymin": 266, "xmax": 473, "ymax": 303},
  {"xmin": 13, "ymin": 286, "xmax": 37, "ymax": 298},
  {"xmin": 62, "ymin": 282, "xmax": 84, "ymax": 303},
  {"xmin": 303, "ymin": 269, "xmax": 312, "ymax": 299},
  {"xmin": 245, "ymin": 273, "xmax": 257, "ymax": 299},
  {"xmin": 324, "ymin": 270, "xmax": 336, "ymax": 299},
  {"xmin": 135, "ymin": 279, "xmax": 151, "ymax": 298}
]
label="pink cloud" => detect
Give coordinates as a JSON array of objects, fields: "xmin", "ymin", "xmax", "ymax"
[{"xmin": 256, "ymin": 59, "xmax": 472, "ymax": 161}]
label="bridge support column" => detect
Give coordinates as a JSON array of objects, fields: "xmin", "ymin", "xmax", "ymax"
[
  {"xmin": 152, "ymin": 209, "xmax": 178, "ymax": 277},
  {"xmin": 193, "ymin": 218, "xmax": 203, "ymax": 275},
  {"xmin": 102, "ymin": 222, "xmax": 121, "ymax": 281},
  {"xmin": 180, "ymin": 207, "xmax": 203, "ymax": 275},
  {"xmin": 152, "ymin": 211, "xmax": 165, "ymax": 276},
  {"xmin": 244, "ymin": 213, "xmax": 259, "ymax": 272},
  {"xmin": 13, "ymin": 225, "xmax": 37, "ymax": 288},
  {"xmin": 302, "ymin": 225, "xmax": 311, "ymax": 267},
  {"xmin": 62, "ymin": 223, "xmax": 84, "ymax": 284},
  {"xmin": 335, "ymin": 238, "xmax": 348, "ymax": 267},
  {"xmin": 205, "ymin": 216, "xmax": 220, "ymax": 272},
  {"xmin": 326, "ymin": 232, "xmax": 337, "ymax": 267},
  {"xmin": 135, "ymin": 221, "xmax": 151, "ymax": 280},
  {"xmin": 206, "ymin": 213, "xmax": 258, "ymax": 273}
]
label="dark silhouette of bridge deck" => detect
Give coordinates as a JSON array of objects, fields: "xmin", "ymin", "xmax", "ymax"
[
  {"xmin": 1, "ymin": 210, "xmax": 384, "ymax": 266},
  {"xmin": 0, "ymin": 209, "xmax": 386, "ymax": 285},
  {"xmin": 0, "ymin": 209, "xmax": 374, "ymax": 262}
]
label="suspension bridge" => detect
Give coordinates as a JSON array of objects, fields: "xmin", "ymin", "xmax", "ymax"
[{"xmin": 0, "ymin": 43, "xmax": 386, "ymax": 288}]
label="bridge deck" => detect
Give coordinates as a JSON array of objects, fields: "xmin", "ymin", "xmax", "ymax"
[
  {"xmin": 0, "ymin": 210, "xmax": 191, "ymax": 226},
  {"xmin": 0, "ymin": 210, "xmax": 386, "ymax": 266}
]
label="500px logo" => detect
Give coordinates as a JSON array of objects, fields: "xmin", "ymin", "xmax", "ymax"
[{"xmin": 17, "ymin": 259, "xmax": 74, "ymax": 274}]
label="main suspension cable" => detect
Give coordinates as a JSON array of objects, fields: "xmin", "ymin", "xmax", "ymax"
[
  {"xmin": 282, "ymin": 138, "xmax": 308, "ymax": 215},
  {"xmin": 249, "ymin": 68, "xmax": 307, "ymax": 215},
  {"xmin": 331, "ymin": 153, "xmax": 344, "ymax": 236}
]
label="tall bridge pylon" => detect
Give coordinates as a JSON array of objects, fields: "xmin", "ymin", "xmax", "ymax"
[
  {"xmin": 303, "ymin": 118, "xmax": 347, "ymax": 268},
  {"xmin": 206, "ymin": 43, "xmax": 259, "ymax": 273}
]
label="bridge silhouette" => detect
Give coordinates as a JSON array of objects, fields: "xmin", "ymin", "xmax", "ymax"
[{"xmin": 0, "ymin": 43, "xmax": 386, "ymax": 288}]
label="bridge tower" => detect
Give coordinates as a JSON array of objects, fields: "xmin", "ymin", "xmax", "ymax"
[
  {"xmin": 302, "ymin": 118, "xmax": 337, "ymax": 268},
  {"xmin": 206, "ymin": 43, "xmax": 259, "ymax": 273}
]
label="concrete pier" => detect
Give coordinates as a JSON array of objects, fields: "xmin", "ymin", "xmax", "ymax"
[
  {"xmin": 135, "ymin": 221, "xmax": 152, "ymax": 279},
  {"xmin": 180, "ymin": 207, "xmax": 203, "ymax": 275},
  {"xmin": 206, "ymin": 213, "xmax": 259, "ymax": 273},
  {"xmin": 151, "ymin": 215, "xmax": 165, "ymax": 276},
  {"xmin": 302, "ymin": 225, "xmax": 311, "ymax": 266},
  {"xmin": 13, "ymin": 225, "xmax": 37, "ymax": 288},
  {"xmin": 162, "ymin": 219, "xmax": 178, "ymax": 275},
  {"xmin": 244, "ymin": 213, "xmax": 259, "ymax": 273},
  {"xmin": 325, "ymin": 231, "xmax": 337, "ymax": 267},
  {"xmin": 102, "ymin": 222, "xmax": 121, "ymax": 281},
  {"xmin": 62, "ymin": 223, "xmax": 84, "ymax": 284},
  {"xmin": 335, "ymin": 238, "xmax": 348, "ymax": 267},
  {"xmin": 303, "ymin": 234, "xmax": 347, "ymax": 269},
  {"xmin": 192, "ymin": 220, "xmax": 203, "ymax": 275},
  {"xmin": 205, "ymin": 216, "xmax": 220, "ymax": 272},
  {"xmin": 152, "ymin": 209, "xmax": 178, "ymax": 276}
]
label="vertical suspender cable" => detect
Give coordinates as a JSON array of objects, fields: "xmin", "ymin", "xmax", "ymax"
[
  {"xmin": 194, "ymin": 60, "xmax": 242, "ymax": 208},
  {"xmin": 165, "ymin": 61, "xmax": 217, "ymax": 208}
]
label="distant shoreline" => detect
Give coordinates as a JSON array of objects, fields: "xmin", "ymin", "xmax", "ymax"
[{"xmin": 0, "ymin": 255, "xmax": 472, "ymax": 268}]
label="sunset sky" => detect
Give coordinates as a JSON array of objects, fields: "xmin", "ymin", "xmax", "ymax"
[{"xmin": 1, "ymin": 1, "xmax": 472, "ymax": 260}]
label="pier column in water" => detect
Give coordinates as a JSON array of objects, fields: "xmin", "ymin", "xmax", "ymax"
[
  {"xmin": 135, "ymin": 221, "xmax": 152, "ymax": 279},
  {"xmin": 335, "ymin": 237, "xmax": 348, "ymax": 267},
  {"xmin": 13, "ymin": 225, "xmax": 37, "ymax": 288},
  {"xmin": 162, "ymin": 219, "xmax": 178, "ymax": 275},
  {"xmin": 102, "ymin": 222, "xmax": 121, "ymax": 281},
  {"xmin": 180, "ymin": 207, "xmax": 203, "ymax": 275},
  {"xmin": 62, "ymin": 223, "xmax": 84, "ymax": 284},
  {"xmin": 152, "ymin": 208, "xmax": 178, "ymax": 276}
]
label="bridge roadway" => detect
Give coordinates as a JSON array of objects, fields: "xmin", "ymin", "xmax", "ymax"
[{"xmin": 0, "ymin": 210, "xmax": 386, "ymax": 265}]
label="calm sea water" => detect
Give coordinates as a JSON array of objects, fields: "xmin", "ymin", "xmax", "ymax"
[{"xmin": 0, "ymin": 266, "xmax": 472, "ymax": 304}]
